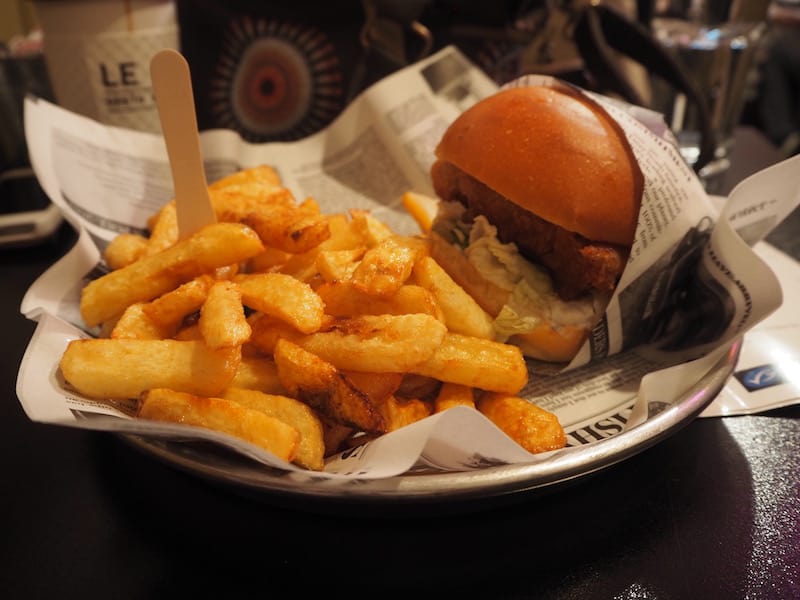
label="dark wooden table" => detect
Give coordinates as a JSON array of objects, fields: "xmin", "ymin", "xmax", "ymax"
[{"xmin": 2, "ymin": 126, "xmax": 798, "ymax": 598}]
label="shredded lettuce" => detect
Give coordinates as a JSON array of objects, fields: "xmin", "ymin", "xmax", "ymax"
[{"xmin": 433, "ymin": 204, "xmax": 597, "ymax": 340}]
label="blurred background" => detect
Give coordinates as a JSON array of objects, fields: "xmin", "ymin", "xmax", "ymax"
[{"xmin": 2, "ymin": 0, "xmax": 799, "ymax": 188}]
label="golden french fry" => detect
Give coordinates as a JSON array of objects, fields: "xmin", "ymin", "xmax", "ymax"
[
  {"xmin": 144, "ymin": 200, "xmax": 179, "ymax": 256},
  {"xmin": 141, "ymin": 275, "xmax": 213, "ymax": 330},
  {"xmin": 298, "ymin": 314, "xmax": 447, "ymax": 373},
  {"xmin": 350, "ymin": 236, "xmax": 421, "ymax": 298},
  {"xmin": 397, "ymin": 373, "xmax": 442, "ymax": 401},
  {"xmin": 324, "ymin": 213, "xmax": 368, "ymax": 250},
  {"xmin": 208, "ymin": 164, "xmax": 282, "ymax": 190},
  {"xmin": 377, "ymin": 396, "xmax": 433, "ymax": 432},
  {"xmin": 242, "ymin": 207, "xmax": 331, "ymax": 254},
  {"xmin": 428, "ymin": 231, "xmax": 507, "ymax": 316},
  {"xmin": 174, "ymin": 323, "xmax": 203, "ymax": 341},
  {"xmin": 110, "ymin": 303, "xmax": 171, "ymax": 340},
  {"xmin": 410, "ymin": 332, "xmax": 528, "ymax": 394},
  {"xmin": 315, "ymin": 247, "xmax": 366, "ymax": 283},
  {"xmin": 238, "ymin": 273, "xmax": 324, "ymax": 334},
  {"xmin": 230, "ymin": 356, "xmax": 286, "ymax": 394},
  {"xmin": 273, "ymin": 338, "xmax": 385, "ymax": 433},
  {"xmin": 316, "ymin": 281, "xmax": 443, "ymax": 320},
  {"xmin": 434, "ymin": 382, "xmax": 476, "ymax": 412},
  {"xmin": 248, "ymin": 247, "xmax": 291, "ymax": 273},
  {"xmin": 103, "ymin": 233, "xmax": 148, "ymax": 270},
  {"xmin": 401, "ymin": 191, "xmax": 438, "ymax": 234},
  {"xmin": 341, "ymin": 371, "xmax": 403, "ymax": 405},
  {"xmin": 298, "ymin": 197, "xmax": 321, "ymax": 213},
  {"xmin": 211, "ymin": 186, "xmax": 295, "ymax": 223},
  {"xmin": 139, "ymin": 388, "xmax": 299, "ymax": 462},
  {"xmin": 199, "ymin": 280, "xmax": 251, "ymax": 348},
  {"xmin": 477, "ymin": 393, "xmax": 566, "ymax": 454},
  {"xmin": 274, "ymin": 214, "xmax": 368, "ymax": 282},
  {"xmin": 213, "ymin": 263, "xmax": 239, "ymax": 280},
  {"xmin": 276, "ymin": 248, "xmax": 323, "ymax": 283},
  {"xmin": 223, "ymin": 387, "xmax": 325, "ymax": 470},
  {"xmin": 413, "ymin": 256, "xmax": 495, "ymax": 339},
  {"xmin": 80, "ymin": 223, "xmax": 264, "ymax": 327},
  {"xmin": 247, "ymin": 314, "xmax": 303, "ymax": 355},
  {"xmin": 349, "ymin": 209, "xmax": 393, "ymax": 246},
  {"xmin": 60, "ymin": 339, "xmax": 240, "ymax": 399}
]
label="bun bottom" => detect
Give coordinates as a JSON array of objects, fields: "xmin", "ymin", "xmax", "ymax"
[
  {"xmin": 429, "ymin": 232, "xmax": 588, "ymax": 362},
  {"xmin": 509, "ymin": 325, "xmax": 588, "ymax": 363}
]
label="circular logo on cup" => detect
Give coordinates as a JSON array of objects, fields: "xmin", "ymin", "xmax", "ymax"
[{"xmin": 211, "ymin": 16, "xmax": 345, "ymax": 142}]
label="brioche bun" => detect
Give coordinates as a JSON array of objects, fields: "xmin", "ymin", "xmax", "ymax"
[
  {"xmin": 435, "ymin": 85, "xmax": 642, "ymax": 246},
  {"xmin": 429, "ymin": 83, "xmax": 643, "ymax": 362}
]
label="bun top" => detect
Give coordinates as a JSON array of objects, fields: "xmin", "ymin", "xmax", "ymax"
[{"xmin": 434, "ymin": 85, "xmax": 644, "ymax": 246}]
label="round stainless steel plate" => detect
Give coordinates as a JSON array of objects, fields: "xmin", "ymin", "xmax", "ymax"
[{"xmin": 122, "ymin": 341, "xmax": 739, "ymax": 510}]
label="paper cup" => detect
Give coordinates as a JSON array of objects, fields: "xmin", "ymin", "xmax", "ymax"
[{"xmin": 32, "ymin": 0, "xmax": 179, "ymax": 133}]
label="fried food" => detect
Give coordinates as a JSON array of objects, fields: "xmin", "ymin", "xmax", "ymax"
[
  {"xmin": 139, "ymin": 388, "xmax": 299, "ymax": 462},
  {"xmin": 58, "ymin": 164, "xmax": 566, "ymax": 472},
  {"xmin": 476, "ymin": 392, "xmax": 567, "ymax": 454}
]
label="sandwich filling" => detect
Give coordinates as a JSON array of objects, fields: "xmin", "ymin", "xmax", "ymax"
[
  {"xmin": 432, "ymin": 200, "xmax": 603, "ymax": 343},
  {"xmin": 431, "ymin": 159, "xmax": 629, "ymax": 300}
]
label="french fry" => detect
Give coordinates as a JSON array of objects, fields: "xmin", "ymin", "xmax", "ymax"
[
  {"xmin": 230, "ymin": 356, "xmax": 286, "ymax": 394},
  {"xmin": 248, "ymin": 247, "xmax": 291, "ymax": 273},
  {"xmin": 141, "ymin": 275, "xmax": 213, "ymax": 330},
  {"xmin": 401, "ymin": 191, "xmax": 438, "ymax": 234},
  {"xmin": 476, "ymin": 393, "xmax": 566, "ymax": 454},
  {"xmin": 238, "ymin": 273, "xmax": 324, "ymax": 334},
  {"xmin": 434, "ymin": 382, "xmax": 476, "ymax": 413},
  {"xmin": 174, "ymin": 323, "xmax": 203, "ymax": 341},
  {"xmin": 324, "ymin": 213, "xmax": 369, "ymax": 250},
  {"xmin": 208, "ymin": 164, "xmax": 282, "ymax": 190},
  {"xmin": 199, "ymin": 280, "xmax": 251, "ymax": 348},
  {"xmin": 410, "ymin": 332, "xmax": 528, "ymax": 394},
  {"xmin": 242, "ymin": 206, "xmax": 331, "ymax": 254},
  {"xmin": 60, "ymin": 339, "xmax": 240, "ymax": 399},
  {"xmin": 377, "ymin": 396, "xmax": 433, "ymax": 432},
  {"xmin": 273, "ymin": 338, "xmax": 385, "ymax": 433},
  {"xmin": 276, "ymin": 248, "xmax": 323, "ymax": 283},
  {"xmin": 273, "ymin": 214, "xmax": 369, "ymax": 282},
  {"xmin": 396, "ymin": 373, "xmax": 442, "ymax": 401},
  {"xmin": 223, "ymin": 387, "xmax": 326, "ymax": 470},
  {"xmin": 428, "ymin": 231, "xmax": 507, "ymax": 316},
  {"xmin": 316, "ymin": 247, "xmax": 366, "ymax": 283},
  {"xmin": 413, "ymin": 256, "xmax": 495, "ymax": 339},
  {"xmin": 349, "ymin": 208, "xmax": 393, "ymax": 246},
  {"xmin": 80, "ymin": 222, "xmax": 264, "ymax": 327},
  {"xmin": 350, "ymin": 236, "xmax": 422, "ymax": 298},
  {"xmin": 144, "ymin": 200, "xmax": 179, "ymax": 256},
  {"xmin": 211, "ymin": 185, "xmax": 295, "ymax": 223},
  {"xmin": 298, "ymin": 314, "xmax": 447, "ymax": 373},
  {"xmin": 103, "ymin": 233, "xmax": 148, "ymax": 269},
  {"xmin": 341, "ymin": 371, "xmax": 403, "ymax": 405},
  {"xmin": 139, "ymin": 388, "xmax": 299, "ymax": 462},
  {"xmin": 213, "ymin": 264, "xmax": 239, "ymax": 280},
  {"xmin": 247, "ymin": 313, "xmax": 304, "ymax": 355},
  {"xmin": 110, "ymin": 303, "xmax": 171, "ymax": 340},
  {"xmin": 298, "ymin": 197, "xmax": 321, "ymax": 214},
  {"xmin": 316, "ymin": 281, "xmax": 443, "ymax": 320}
]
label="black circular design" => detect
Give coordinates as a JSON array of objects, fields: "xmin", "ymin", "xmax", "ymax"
[{"xmin": 210, "ymin": 16, "xmax": 344, "ymax": 142}]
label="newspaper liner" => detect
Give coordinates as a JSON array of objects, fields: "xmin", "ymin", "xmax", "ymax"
[{"xmin": 16, "ymin": 47, "xmax": 800, "ymax": 480}]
